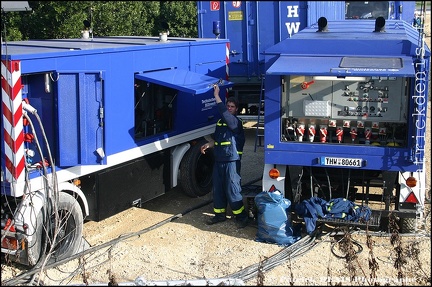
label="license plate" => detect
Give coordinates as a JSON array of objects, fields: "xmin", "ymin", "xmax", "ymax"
[{"xmin": 320, "ymin": 157, "xmax": 363, "ymax": 168}]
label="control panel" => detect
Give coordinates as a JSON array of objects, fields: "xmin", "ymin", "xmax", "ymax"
[{"xmin": 281, "ymin": 75, "xmax": 408, "ymax": 146}]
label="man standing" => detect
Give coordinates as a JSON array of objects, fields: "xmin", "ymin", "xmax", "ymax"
[{"xmin": 201, "ymin": 85, "xmax": 248, "ymax": 228}]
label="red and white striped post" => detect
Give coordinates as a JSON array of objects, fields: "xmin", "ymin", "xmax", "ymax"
[{"xmin": 1, "ymin": 59, "xmax": 26, "ymax": 197}]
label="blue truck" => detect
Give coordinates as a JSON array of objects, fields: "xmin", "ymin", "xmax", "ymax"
[
  {"xmin": 197, "ymin": 1, "xmax": 417, "ymax": 118},
  {"xmin": 1, "ymin": 27, "xmax": 232, "ymax": 265},
  {"xmin": 261, "ymin": 17, "xmax": 429, "ymax": 232}
]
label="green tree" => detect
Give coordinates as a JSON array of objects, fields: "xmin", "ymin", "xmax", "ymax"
[
  {"xmin": 1, "ymin": 11, "xmax": 25, "ymax": 41},
  {"xmin": 90, "ymin": 1, "xmax": 160, "ymax": 37},
  {"xmin": 159, "ymin": 1, "xmax": 198, "ymax": 38},
  {"xmin": 21, "ymin": 1, "xmax": 89, "ymax": 39},
  {"xmin": 1, "ymin": 1, "xmax": 198, "ymax": 41}
]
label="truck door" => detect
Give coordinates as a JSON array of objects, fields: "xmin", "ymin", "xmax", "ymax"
[
  {"xmin": 135, "ymin": 69, "xmax": 233, "ymax": 134},
  {"xmin": 56, "ymin": 71, "xmax": 105, "ymax": 166}
]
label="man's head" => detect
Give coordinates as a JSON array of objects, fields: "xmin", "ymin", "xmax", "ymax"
[{"xmin": 226, "ymin": 97, "xmax": 239, "ymax": 115}]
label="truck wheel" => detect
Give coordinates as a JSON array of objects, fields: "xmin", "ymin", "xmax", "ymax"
[
  {"xmin": 29, "ymin": 192, "xmax": 84, "ymax": 266},
  {"xmin": 180, "ymin": 139, "xmax": 214, "ymax": 197},
  {"xmin": 400, "ymin": 217, "xmax": 416, "ymax": 233}
]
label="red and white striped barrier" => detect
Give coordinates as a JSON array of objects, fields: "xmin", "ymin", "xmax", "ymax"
[{"xmin": 1, "ymin": 59, "xmax": 25, "ymax": 196}]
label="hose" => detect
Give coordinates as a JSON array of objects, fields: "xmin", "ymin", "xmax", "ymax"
[
  {"xmin": 5, "ymin": 175, "xmax": 329, "ymax": 286},
  {"xmin": 3, "ymin": 210, "xmax": 187, "ymax": 286},
  {"xmin": 3, "ymin": 178, "xmax": 263, "ymax": 286},
  {"xmin": 227, "ymin": 231, "xmax": 324, "ymax": 282},
  {"xmin": 330, "ymin": 237, "xmax": 363, "ymax": 259}
]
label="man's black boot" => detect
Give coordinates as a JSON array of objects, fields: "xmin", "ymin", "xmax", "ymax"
[
  {"xmin": 235, "ymin": 216, "xmax": 249, "ymax": 229},
  {"xmin": 206, "ymin": 214, "xmax": 226, "ymax": 225}
]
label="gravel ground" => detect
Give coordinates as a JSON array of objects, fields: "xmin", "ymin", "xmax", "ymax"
[{"xmin": 1, "ymin": 14, "xmax": 431, "ymax": 286}]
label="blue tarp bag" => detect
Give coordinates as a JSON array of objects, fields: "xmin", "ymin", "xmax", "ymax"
[
  {"xmin": 254, "ymin": 190, "xmax": 301, "ymax": 246},
  {"xmin": 295, "ymin": 197, "xmax": 373, "ymax": 234}
]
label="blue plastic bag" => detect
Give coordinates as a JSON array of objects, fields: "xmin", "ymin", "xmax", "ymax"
[{"xmin": 254, "ymin": 190, "xmax": 301, "ymax": 246}]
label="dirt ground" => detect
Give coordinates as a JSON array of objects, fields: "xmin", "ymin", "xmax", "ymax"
[{"xmin": 1, "ymin": 15, "xmax": 431, "ymax": 286}]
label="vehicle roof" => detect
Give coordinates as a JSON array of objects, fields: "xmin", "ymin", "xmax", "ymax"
[
  {"xmin": 1, "ymin": 36, "xmax": 224, "ymax": 59},
  {"xmin": 265, "ymin": 20, "xmax": 430, "ymax": 58}
]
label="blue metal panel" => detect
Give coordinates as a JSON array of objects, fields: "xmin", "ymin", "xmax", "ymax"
[
  {"xmin": 57, "ymin": 72, "xmax": 104, "ymax": 166},
  {"xmin": 265, "ymin": 20, "xmax": 431, "ymax": 58},
  {"xmin": 393, "ymin": 1, "xmax": 416, "ymax": 22},
  {"xmin": 196, "ymin": 1, "xmax": 346, "ymax": 81},
  {"xmin": 254, "ymin": 2, "xmax": 310, "ymax": 76},
  {"xmin": 189, "ymin": 41, "xmax": 229, "ymax": 76},
  {"xmin": 135, "ymin": 69, "xmax": 233, "ymax": 94},
  {"xmin": 175, "ymin": 90, "xmax": 218, "ymax": 134},
  {"xmin": 57, "ymin": 73, "xmax": 79, "ymax": 166},
  {"xmin": 307, "ymin": 1, "xmax": 345, "ymax": 24},
  {"xmin": 266, "ymin": 56, "xmax": 415, "ymax": 77},
  {"xmin": 196, "ymin": 1, "xmax": 417, "ymax": 85},
  {"xmin": 223, "ymin": 1, "xmax": 249, "ymax": 77}
]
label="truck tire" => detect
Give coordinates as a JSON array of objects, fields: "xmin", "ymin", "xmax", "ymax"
[
  {"xmin": 29, "ymin": 192, "xmax": 84, "ymax": 266},
  {"xmin": 180, "ymin": 139, "xmax": 214, "ymax": 197}
]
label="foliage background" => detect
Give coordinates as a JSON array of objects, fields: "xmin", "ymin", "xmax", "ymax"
[{"xmin": 1, "ymin": 1, "xmax": 198, "ymax": 41}]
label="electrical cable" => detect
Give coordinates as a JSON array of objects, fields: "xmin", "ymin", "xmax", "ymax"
[
  {"xmin": 227, "ymin": 232, "xmax": 322, "ymax": 281},
  {"xmin": 330, "ymin": 237, "xmax": 364, "ymax": 259},
  {"xmin": 3, "ymin": 177, "xmax": 262, "ymax": 285},
  {"xmin": 4, "ymin": 174, "xmax": 259, "ymax": 286},
  {"xmin": 5, "ymin": 175, "xmax": 428, "ymax": 285},
  {"xmin": 6, "ymin": 103, "xmax": 62, "ymax": 284},
  {"xmin": 27, "ymin": 108, "xmax": 62, "ymax": 286},
  {"xmin": 2, "ymin": 210, "xmax": 186, "ymax": 286},
  {"xmin": 294, "ymin": 168, "xmax": 304, "ymax": 203},
  {"xmin": 308, "ymin": 167, "xmax": 327, "ymax": 199},
  {"xmin": 309, "ymin": 167, "xmax": 313, "ymax": 197},
  {"xmin": 22, "ymin": 112, "xmax": 53, "ymax": 285},
  {"xmin": 23, "ymin": 100, "xmax": 85, "ymax": 285},
  {"xmin": 346, "ymin": 168, "xmax": 351, "ymax": 199},
  {"xmin": 325, "ymin": 168, "xmax": 332, "ymax": 199}
]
